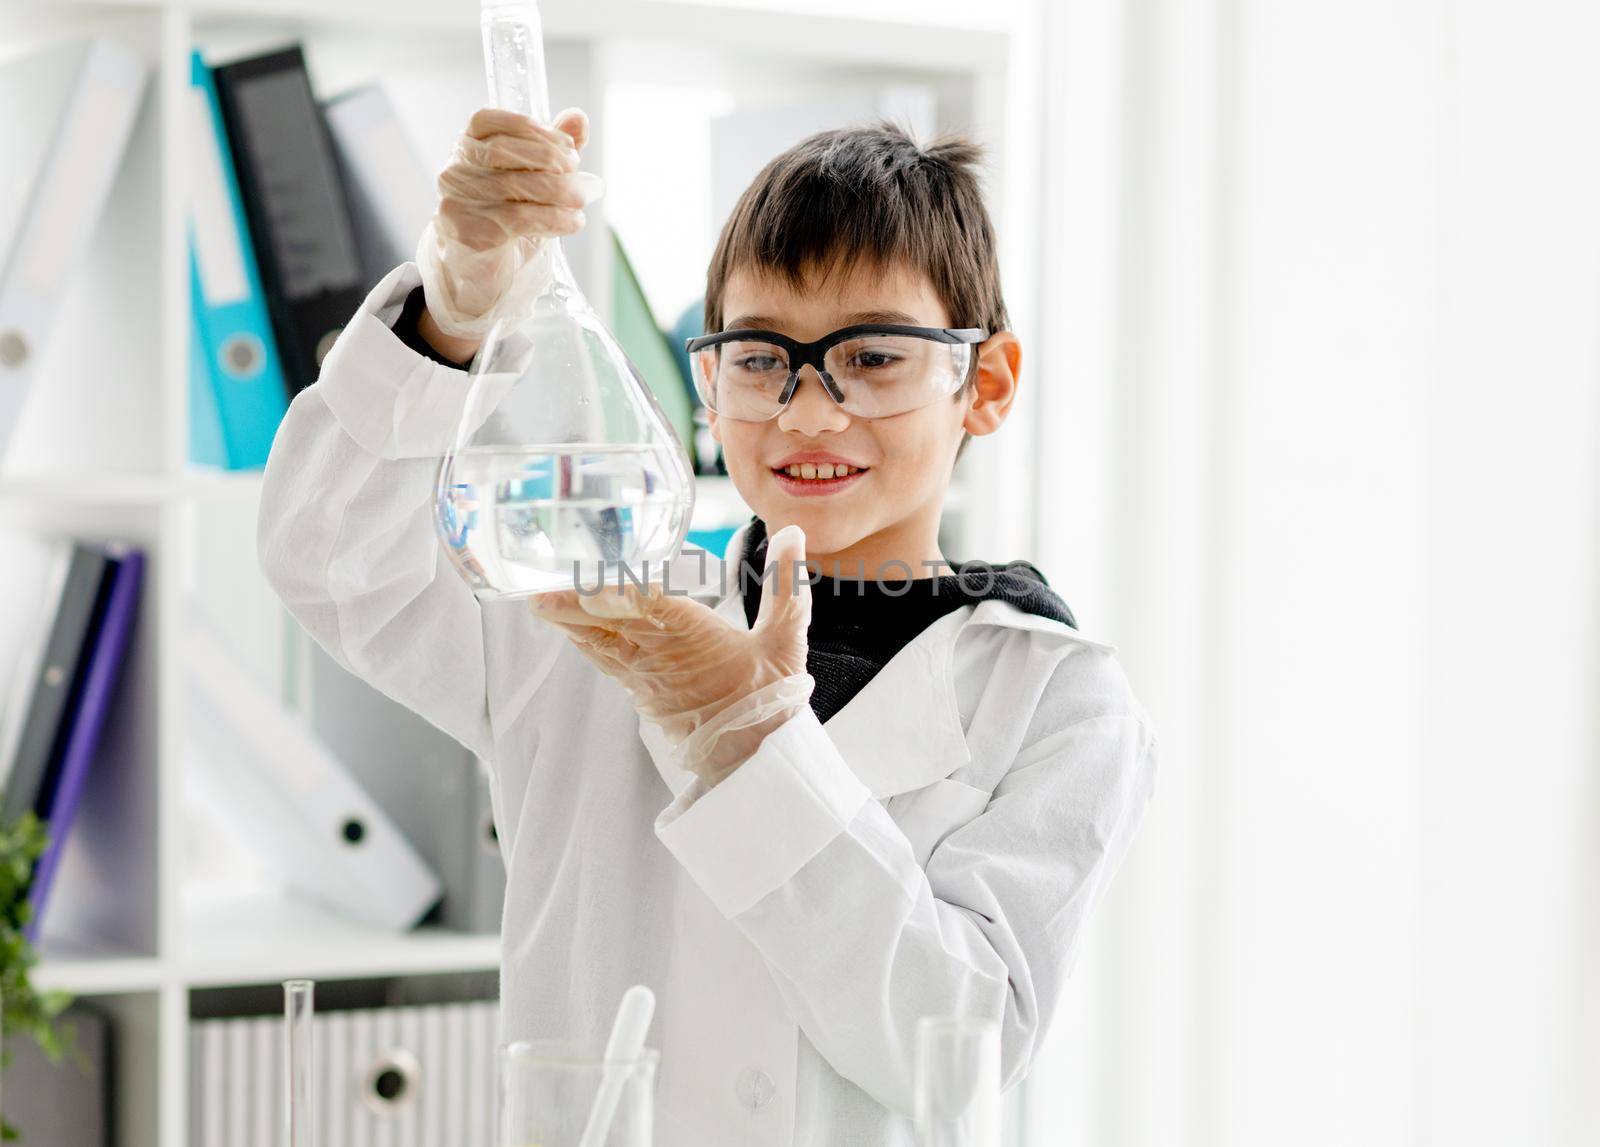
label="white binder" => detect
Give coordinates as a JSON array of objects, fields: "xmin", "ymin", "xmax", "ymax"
[
  {"xmin": 0, "ymin": 37, "xmax": 145, "ymax": 459},
  {"xmin": 322, "ymin": 84, "xmax": 435, "ymax": 272},
  {"xmin": 183, "ymin": 612, "xmax": 443, "ymax": 931},
  {"xmin": 253, "ymin": 1016, "xmax": 276, "ymax": 1147},
  {"xmin": 226, "ymin": 1019, "xmax": 250, "ymax": 1147},
  {"xmin": 190, "ymin": 999, "xmax": 500, "ymax": 1147},
  {"xmin": 307, "ymin": 640, "xmax": 506, "ymax": 935},
  {"xmin": 201, "ymin": 1023, "xmax": 226, "ymax": 1147},
  {"xmin": 0, "ymin": 531, "xmax": 70, "ymax": 789}
]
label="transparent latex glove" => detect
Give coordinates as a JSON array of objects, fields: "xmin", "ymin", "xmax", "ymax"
[
  {"xmin": 416, "ymin": 105, "xmax": 606, "ymax": 341},
  {"xmin": 528, "ymin": 525, "xmax": 815, "ymax": 786}
]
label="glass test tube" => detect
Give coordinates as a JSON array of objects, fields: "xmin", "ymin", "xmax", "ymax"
[{"xmin": 284, "ymin": 979, "xmax": 315, "ymax": 1147}]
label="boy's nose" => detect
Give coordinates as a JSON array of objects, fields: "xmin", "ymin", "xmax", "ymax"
[{"xmin": 776, "ymin": 365, "xmax": 851, "ymax": 436}]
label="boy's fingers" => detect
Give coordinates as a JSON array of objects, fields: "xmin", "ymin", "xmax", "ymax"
[
  {"xmin": 434, "ymin": 202, "xmax": 584, "ymax": 250},
  {"xmin": 551, "ymin": 105, "xmax": 590, "ymax": 150},
  {"xmin": 466, "ymin": 106, "xmax": 581, "ymax": 148},
  {"xmin": 540, "ymin": 618, "xmax": 635, "ymax": 675},
  {"xmin": 439, "ymin": 167, "xmax": 600, "ymax": 211},
  {"xmin": 528, "ymin": 590, "xmax": 632, "ymax": 629},
  {"xmin": 455, "ymin": 131, "xmax": 579, "ymax": 175},
  {"xmin": 575, "ymin": 583, "xmax": 658, "ymax": 621},
  {"xmin": 497, "ymin": 168, "xmax": 600, "ymax": 207},
  {"xmin": 753, "ymin": 523, "xmax": 812, "ymax": 642},
  {"xmin": 630, "ymin": 590, "xmax": 723, "ymax": 636}
]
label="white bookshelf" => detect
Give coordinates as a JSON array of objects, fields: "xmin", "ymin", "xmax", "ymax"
[{"xmin": 1, "ymin": 1, "xmax": 1042, "ymax": 1144}]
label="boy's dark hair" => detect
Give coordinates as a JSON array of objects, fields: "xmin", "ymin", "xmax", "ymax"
[{"xmin": 702, "ymin": 119, "xmax": 1009, "ymax": 463}]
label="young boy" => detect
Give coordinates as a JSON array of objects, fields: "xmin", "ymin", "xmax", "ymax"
[{"xmin": 258, "ymin": 105, "xmax": 1157, "ymax": 1146}]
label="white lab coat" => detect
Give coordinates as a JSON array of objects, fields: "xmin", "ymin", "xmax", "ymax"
[{"xmin": 256, "ymin": 263, "xmax": 1160, "ymax": 1147}]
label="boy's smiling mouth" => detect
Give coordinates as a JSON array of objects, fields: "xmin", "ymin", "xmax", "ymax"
[{"xmin": 770, "ymin": 450, "xmax": 870, "ymax": 496}]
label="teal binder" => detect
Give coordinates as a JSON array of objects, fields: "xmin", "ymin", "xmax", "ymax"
[
  {"xmin": 188, "ymin": 286, "xmax": 227, "ymax": 467},
  {"xmin": 188, "ymin": 51, "xmax": 288, "ymax": 469}
]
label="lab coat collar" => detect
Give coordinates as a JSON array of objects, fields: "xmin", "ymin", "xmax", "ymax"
[{"xmin": 637, "ymin": 524, "xmax": 1113, "ymax": 799}]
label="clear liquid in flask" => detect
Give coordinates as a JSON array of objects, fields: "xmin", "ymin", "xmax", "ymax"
[{"xmin": 440, "ymin": 442, "xmax": 690, "ymax": 597}]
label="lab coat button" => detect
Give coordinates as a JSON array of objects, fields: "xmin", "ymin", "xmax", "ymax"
[{"xmin": 735, "ymin": 1067, "xmax": 776, "ymax": 1111}]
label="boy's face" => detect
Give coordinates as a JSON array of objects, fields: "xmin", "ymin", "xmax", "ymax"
[{"xmin": 709, "ymin": 260, "xmax": 984, "ymax": 565}]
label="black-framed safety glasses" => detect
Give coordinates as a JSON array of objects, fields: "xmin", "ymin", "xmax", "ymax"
[{"xmin": 684, "ymin": 323, "xmax": 988, "ymax": 421}]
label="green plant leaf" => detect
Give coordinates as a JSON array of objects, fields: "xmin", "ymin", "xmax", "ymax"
[{"xmin": 0, "ymin": 811, "xmax": 78, "ymax": 1138}]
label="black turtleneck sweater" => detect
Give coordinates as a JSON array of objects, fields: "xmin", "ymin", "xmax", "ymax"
[{"xmin": 737, "ymin": 518, "xmax": 1078, "ymax": 724}]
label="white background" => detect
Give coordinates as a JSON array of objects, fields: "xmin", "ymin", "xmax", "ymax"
[{"xmin": 1023, "ymin": 2, "xmax": 1600, "ymax": 1146}]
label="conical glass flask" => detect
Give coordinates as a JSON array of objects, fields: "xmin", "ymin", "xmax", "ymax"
[{"xmin": 435, "ymin": 0, "xmax": 696, "ymax": 599}]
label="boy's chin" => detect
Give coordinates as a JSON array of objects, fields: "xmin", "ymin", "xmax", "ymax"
[{"xmin": 749, "ymin": 507, "xmax": 849, "ymax": 556}]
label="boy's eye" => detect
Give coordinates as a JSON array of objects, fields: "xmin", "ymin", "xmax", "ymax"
[
  {"xmin": 733, "ymin": 353, "xmax": 786, "ymax": 374},
  {"xmin": 850, "ymin": 351, "xmax": 900, "ymax": 370}
]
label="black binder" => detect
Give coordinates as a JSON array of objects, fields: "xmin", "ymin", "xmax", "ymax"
[
  {"xmin": 211, "ymin": 46, "xmax": 367, "ymax": 396},
  {"xmin": 1, "ymin": 544, "xmax": 111, "ymax": 827}
]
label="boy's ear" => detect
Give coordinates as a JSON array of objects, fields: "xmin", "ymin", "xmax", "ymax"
[
  {"xmin": 708, "ymin": 409, "xmax": 721, "ymax": 443},
  {"xmin": 962, "ymin": 331, "xmax": 1022, "ymax": 438}
]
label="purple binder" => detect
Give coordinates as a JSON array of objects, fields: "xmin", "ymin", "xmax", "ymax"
[{"xmin": 25, "ymin": 544, "xmax": 145, "ymax": 942}]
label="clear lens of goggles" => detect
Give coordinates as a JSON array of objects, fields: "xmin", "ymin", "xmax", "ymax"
[{"xmin": 693, "ymin": 334, "xmax": 974, "ymax": 420}]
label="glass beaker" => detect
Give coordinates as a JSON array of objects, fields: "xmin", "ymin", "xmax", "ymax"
[
  {"xmin": 499, "ymin": 1039, "xmax": 658, "ymax": 1147},
  {"xmin": 435, "ymin": 0, "xmax": 695, "ymax": 599},
  {"xmin": 915, "ymin": 1016, "xmax": 1002, "ymax": 1147}
]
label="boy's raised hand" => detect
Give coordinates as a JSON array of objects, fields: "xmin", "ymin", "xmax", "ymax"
[
  {"xmin": 528, "ymin": 525, "xmax": 816, "ymax": 787},
  {"xmin": 416, "ymin": 105, "xmax": 606, "ymax": 357}
]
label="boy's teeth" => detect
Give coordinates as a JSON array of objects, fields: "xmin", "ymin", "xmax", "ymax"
[{"xmin": 782, "ymin": 463, "xmax": 860, "ymax": 480}]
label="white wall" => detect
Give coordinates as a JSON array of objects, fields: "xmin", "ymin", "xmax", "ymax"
[{"xmin": 1023, "ymin": 2, "xmax": 1600, "ymax": 1144}]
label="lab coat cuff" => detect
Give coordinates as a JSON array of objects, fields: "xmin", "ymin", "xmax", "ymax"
[
  {"xmin": 316, "ymin": 262, "xmax": 474, "ymax": 461},
  {"xmin": 654, "ymin": 709, "xmax": 873, "ymax": 919}
]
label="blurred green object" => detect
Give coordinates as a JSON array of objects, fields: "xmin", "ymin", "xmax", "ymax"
[
  {"xmin": 1, "ymin": 812, "xmax": 75, "ymax": 1143},
  {"xmin": 669, "ymin": 296, "xmax": 702, "ymax": 395},
  {"xmin": 610, "ymin": 230, "xmax": 698, "ymax": 469},
  {"xmin": 671, "ymin": 297, "xmax": 725, "ymax": 475}
]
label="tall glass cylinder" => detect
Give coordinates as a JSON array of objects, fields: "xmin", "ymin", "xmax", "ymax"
[
  {"xmin": 499, "ymin": 1040, "xmax": 658, "ymax": 1147},
  {"xmin": 915, "ymin": 1016, "xmax": 1001, "ymax": 1147},
  {"xmin": 284, "ymin": 979, "xmax": 315, "ymax": 1147}
]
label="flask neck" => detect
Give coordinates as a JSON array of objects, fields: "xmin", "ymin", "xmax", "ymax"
[
  {"xmin": 481, "ymin": 1, "xmax": 551, "ymax": 123},
  {"xmin": 546, "ymin": 237, "xmax": 581, "ymax": 294}
]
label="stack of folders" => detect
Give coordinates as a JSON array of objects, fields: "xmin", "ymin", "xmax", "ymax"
[
  {"xmin": 0, "ymin": 37, "xmax": 146, "ymax": 463},
  {"xmin": 184, "ymin": 611, "xmax": 444, "ymax": 931},
  {"xmin": 189, "ymin": 46, "xmax": 445, "ymax": 470},
  {"xmin": 0, "ymin": 529, "xmax": 145, "ymax": 942},
  {"xmin": 187, "ymin": 43, "xmax": 708, "ymax": 472},
  {"xmin": 189, "ymin": 998, "xmax": 499, "ymax": 1147}
]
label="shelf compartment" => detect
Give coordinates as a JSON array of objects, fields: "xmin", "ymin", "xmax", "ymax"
[
  {"xmin": 181, "ymin": 892, "xmax": 500, "ymax": 988},
  {"xmin": 0, "ymin": 501, "xmax": 167, "ymax": 960},
  {"xmin": 33, "ymin": 938, "xmax": 166, "ymax": 995}
]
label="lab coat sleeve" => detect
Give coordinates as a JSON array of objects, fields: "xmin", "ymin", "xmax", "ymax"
[
  {"xmin": 256, "ymin": 261, "xmax": 530, "ymax": 762},
  {"xmin": 654, "ymin": 689, "xmax": 1158, "ymax": 1115}
]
